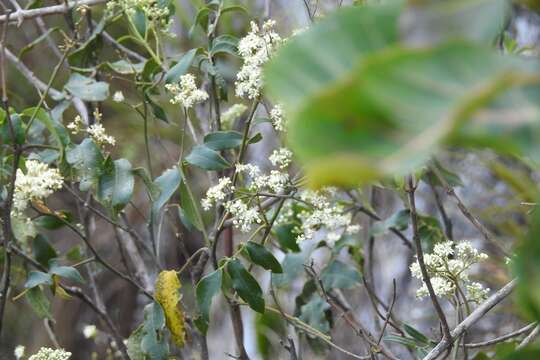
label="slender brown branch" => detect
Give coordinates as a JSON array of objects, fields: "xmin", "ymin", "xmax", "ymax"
[
  {"xmin": 424, "ymin": 279, "xmax": 517, "ymax": 360},
  {"xmin": 0, "ymin": 0, "xmax": 108, "ymax": 24},
  {"xmin": 465, "ymin": 322, "xmax": 536, "ymax": 348},
  {"xmin": 406, "ymin": 176, "xmax": 452, "ymax": 345}
]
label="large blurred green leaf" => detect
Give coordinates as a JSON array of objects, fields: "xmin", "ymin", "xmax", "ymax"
[
  {"xmin": 400, "ymin": 0, "xmax": 509, "ymax": 46},
  {"xmin": 265, "ymin": 2, "xmax": 401, "ymax": 110},
  {"xmin": 195, "ymin": 269, "xmax": 222, "ymax": 334},
  {"xmin": 266, "ymin": 3, "xmax": 540, "ymax": 187}
]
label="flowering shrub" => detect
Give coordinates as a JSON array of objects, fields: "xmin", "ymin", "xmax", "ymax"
[{"xmin": 2, "ymin": 0, "xmax": 540, "ymax": 360}]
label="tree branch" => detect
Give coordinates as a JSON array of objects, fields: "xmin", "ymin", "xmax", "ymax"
[
  {"xmin": 0, "ymin": 0, "xmax": 109, "ymax": 24},
  {"xmin": 424, "ymin": 279, "xmax": 517, "ymax": 360}
]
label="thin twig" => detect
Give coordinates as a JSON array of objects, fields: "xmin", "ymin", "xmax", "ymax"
[
  {"xmin": 424, "ymin": 279, "xmax": 517, "ymax": 360},
  {"xmin": 0, "ymin": 0, "xmax": 108, "ymax": 24},
  {"xmin": 517, "ymin": 324, "xmax": 540, "ymax": 350},
  {"xmin": 465, "ymin": 322, "xmax": 536, "ymax": 348},
  {"xmin": 406, "ymin": 176, "xmax": 452, "ymax": 346}
]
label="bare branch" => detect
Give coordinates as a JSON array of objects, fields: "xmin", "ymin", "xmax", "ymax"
[
  {"xmin": 465, "ymin": 322, "xmax": 536, "ymax": 348},
  {"xmin": 0, "ymin": 0, "xmax": 109, "ymax": 24},
  {"xmin": 424, "ymin": 279, "xmax": 517, "ymax": 360}
]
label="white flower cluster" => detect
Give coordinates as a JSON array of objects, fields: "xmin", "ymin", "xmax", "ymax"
[
  {"xmin": 107, "ymin": 0, "xmax": 171, "ymax": 29},
  {"xmin": 294, "ymin": 188, "xmax": 358, "ymax": 245},
  {"xmin": 236, "ymin": 164, "xmax": 290, "ymax": 194},
  {"xmin": 221, "ymin": 104, "xmax": 247, "ymax": 129},
  {"xmin": 269, "ymin": 148, "xmax": 293, "ymax": 169},
  {"xmin": 201, "ymin": 177, "xmax": 233, "ymax": 211},
  {"xmin": 236, "ymin": 20, "xmax": 282, "ymax": 99},
  {"xmin": 224, "ymin": 199, "xmax": 262, "ymax": 233},
  {"xmin": 269, "ymin": 104, "xmax": 285, "ymax": 132},
  {"xmin": 67, "ymin": 111, "xmax": 116, "ymax": 147},
  {"xmin": 13, "ymin": 160, "xmax": 64, "ymax": 213},
  {"xmin": 410, "ymin": 241, "xmax": 489, "ymax": 302},
  {"xmin": 165, "ymin": 74, "xmax": 209, "ymax": 108},
  {"xmin": 83, "ymin": 324, "xmax": 97, "ymax": 339},
  {"xmin": 14, "ymin": 345, "xmax": 25, "ymax": 359},
  {"xmin": 29, "ymin": 347, "xmax": 72, "ymax": 360},
  {"xmin": 113, "ymin": 91, "xmax": 125, "ymax": 103}
]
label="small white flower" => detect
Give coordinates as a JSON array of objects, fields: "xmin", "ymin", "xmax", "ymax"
[
  {"xmin": 224, "ymin": 199, "xmax": 261, "ymax": 232},
  {"xmin": 83, "ymin": 324, "xmax": 97, "ymax": 339},
  {"xmin": 13, "ymin": 160, "xmax": 64, "ymax": 213},
  {"xmin": 201, "ymin": 177, "xmax": 232, "ymax": 211},
  {"xmin": 29, "ymin": 347, "xmax": 71, "ymax": 360},
  {"xmin": 87, "ymin": 123, "xmax": 116, "ymax": 147},
  {"xmin": 269, "ymin": 148, "xmax": 293, "ymax": 169},
  {"xmin": 112, "ymin": 91, "xmax": 125, "ymax": 102},
  {"xmin": 67, "ymin": 115, "xmax": 84, "ymax": 135},
  {"xmin": 269, "ymin": 104, "xmax": 286, "ymax": 132},
  {"xmin": 165, "ymin": 74, "xmax": 208, "ymax": 108},
  {"xmin": 221, "ymin": 104, "xmax": 247, "ymax": 128},
  {"xmin": 14, "ymin": 345, "xmax": 25, "ymax": 359},
  {"xmin": 235, "ymin": 20, "xmax": 282, "ymax": 99}
]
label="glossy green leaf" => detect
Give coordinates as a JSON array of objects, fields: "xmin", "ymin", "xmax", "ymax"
[
  {"xmin": 25, "ymin": 271, "xmax": 53, "ymax": 288},
  {"xmin": 227, "ymin": 259, "xmax": 265, "ymax": 313},
  {"xmin": 185, "ymin": 145, "xmax": 231, "ymax": 171},
  {"xmin": 26, "ymin": 287, "xmax": 52, "ymax": 320},
  {"xmin": 140, "ymin": 302, "xmax": 169, "ymax": 360},
  {"xmin": 272, "ymin": 253, "xmax": 305, "ymax": 288},
  {"xmin": 66, "ymin": 139, "xmax": 104, "ymax": 191},
  {"xmin": 195, "ymin": 269, "xmax": 222, "ymax": 334},
  {"xmin": 165, "ymin": 48, "xmax": 199, "ymax": 83},
  {"xmin": 112, "ymin": 159, "xmax": 135, "ymax": 212},
  {"xmin": 21, "ymin": 107, "xmax": 70, "ymax": 150},
  {"xmin": 151, "ymin": 166, "xmax": 181, "ymax": 217},
  {"xmin": 34, "ymin": 212, "xmax": 71, "ymax": 230},
  {"xmin": 244, "ymin": 242, "xmax": 283, "ymax": 273},
  {"xmin": 64, "ymin": 73, "xmax": 109, "ymax": 101},
  {"xmin": 274, "ymin": 224, "xmax": 301, "ymax": 252},
  {"xmin": 203, "ymin": 130, "xmax": 243, "ymax": 150},
  {"xmin": 32, "ymin": 235, "xmax": 57, "ymax": 268},
  {"xmin": 126, "ymin": 325, "xmax": 145, "ymax": 360},
  {"xmin": 299, "ymin": 295, "xmax": 331, "ymax": 333},
  {"xmin": 179, "ymin": 174, "xmax": 204, "ymax": 231},
  {"xmin": 106, "ymin": 60, "xmax": 145, "ymax": 74},
  {"xmin": 320, "ymin": 260, "xmax": 362, "ymax": 289},
  {"xmin": 403, "ymin": 323, "xmax": 430, "ymax": 345},
  {"xmin": 210, "ymin": 35, "xmax": 238, "ymax": 57},
  {"xmin": 49, "ymin": 261, "xmax": 84, "ymax": 283}
]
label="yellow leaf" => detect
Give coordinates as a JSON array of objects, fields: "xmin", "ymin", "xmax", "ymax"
[{"xmin": 154, "ymin": 270, "xmax": 185, "ymax": 347}]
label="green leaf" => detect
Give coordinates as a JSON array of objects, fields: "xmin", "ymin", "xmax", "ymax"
[
  {"xmin": 185, "ymin": 145, "xmax": 231, "ymax": 171},
  {"xmin": 145, "ymin": 93, "xmax": 168, "ymax": 123},
  {"xmin": 26, "ymin": 287, "xmax": 52, "ymax": 319},
  {"xmin": 403, "ymin": 323, "xmax": 430, "ymax": 345},
  {"xmin": 265, "ymin": 2, "xmax": 401, "ymax": 110},
  {"xmin": 49, "ymin": 261, "xmax": 84, "ymax": 283},
  {"xmin": 244, "ymin": 242, "xmax": 283, "ymax": 273},
  {"xmin": 32, "ymin": 235, "xmax": 57, "ymax": 268},
  {"xmin": 266, "ymin": 2, "xmax": 540, "ymax": 187},
  {"xmin": 274, "ymin": 224, "xmax": 301, "ymax": 252},
  {"xmin": 299, "ymin": 295, "xmax": 331, "ymax": 333},
  {"xmin": 165, "ymin": 48, "xmax": 199, "ymax": 83},
  {"xmin": 21, "ymin": 107, "xmax": 70, "ymax": 150},
  {"xmin": 68, "ymin": 18, "xmax": 105, "ymax": 67},
  {"xmin": 371, "ymin": 209, "xmax": 410, "ymax": 236},
  {"xmin": 112, "ymin": 159, "xmax": 135, "ymax": 212},
  {"xmin": 151, "ymin": 167, "xmax": 181, "ymax": 218},
  {"xmin": 25, "ymin": 271, "xmax": 53, "ymax": 288},
  {"xmin": 140, "ymin": 302, "xmax": 169, "ymax": 360},
  {"xmin": 272, "ymin": 253, "xmax": 305, "ymax": 288},
  {"xmin": 64, "ymin": 73, "xmax": 109, "ymax": 101},
  {"xmin": 195, "ymin": 269, "xmax": 222, "ymax": 334},
  {"xmin": 497, "ymin": 347, "xmax": 540, "ymax": 360},
  {"xmin": 401, "ymin": 0, "xmax": 509, "ymax": 46},
  {"xmin": 320, "ymin": 260, "xmax": 361, "ymax": 289},
  {"xmin": 227, "ymin": 259, "xmax": 265, "ymax": 313},
  {"xmin": 383, "ymin": 335, "xmax": 419, "ymax": 348},
  {"xmin": 126, "ymin": 325, "xmax": 145, "ymax": 360},
  {"xmin": 210, "ymin": 35, "xmax": 238, "ymax": 57},
  {"xmin": 131, "ymin": 9, "xmax": 147, "ymax": 38},
  {"xmin": 179, "ymin": 176, "xmax": 204, "ymax": 231},
  {"xmin": 106, "ymin": 60, "xmax": 145, "ymax": 74},
  {"xmin": 189, "ymin": 7, "xmax": 210, "ymax": 36},
  {"xmin": 203, "ymin": 130, "xmax": 243, "ymax": 150},
  {"xmin": 34, "ymin": 212, "xmax": 71, "ymax": 230},
  {"xmin": 66, "ymin": 139, "xmax": 104, "ymax": 191}
]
